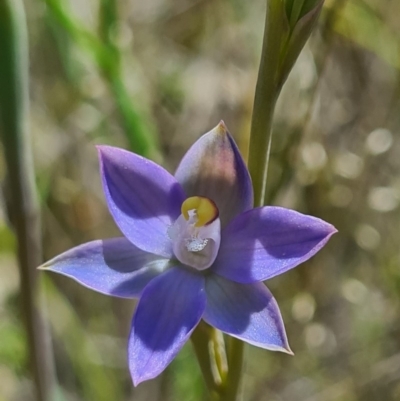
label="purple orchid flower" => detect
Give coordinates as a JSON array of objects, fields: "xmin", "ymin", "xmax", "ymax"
[{"xmin": 40, "ymin": 122, "xmax": 336, "ymax": 385}]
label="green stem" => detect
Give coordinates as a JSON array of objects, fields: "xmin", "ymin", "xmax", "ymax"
[
  {"xmin": 215, "ymin": 1, "xmax": 324, "ymax": 399},
  {"xmin": 248, "ymin": 0, "xmax": 287, "ymax": 207},
  {"xmin": 218, "ymin": 2, "xmax": 289, "ymax": 399},
  {"xmin": 43, "ymin": 0, "xmax": 160, "ymax": 159},
  {"xmin": 0, "ymin": 1, "xmax": 56, "ymax": 400},
  {"xmin": 191, "ymin": 323, "xmax": 224, "ymax": 400},
  {"xmin": 221, "ymin": 338, "xmax": 244, "ymax": 401},
  {"xmin": 109, "ymin": 75, "xmax": 160, "ymax": 161},
  {"xmin": 192, "ymin": 332, "xmax": 243, "ymax": 401}
]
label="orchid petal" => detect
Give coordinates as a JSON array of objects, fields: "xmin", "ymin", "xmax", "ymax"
[
  {"xmin": 174, "ymin": 122, "xmax": 253, "ymax": 226},
  {"xmin": 40, "ymin": 238, "xmax": 169, "ymax": 298},
  {"xmin": 98, "ymin": 146, "xmax": 186, "ymax": 258},
  {"xmin": 203, "ymin": 275, "xmax": 291, "ymax": 352},
  {"xmin": 214, "ymin": 207, "xmax": 337, "ymax": 283},
  {"xmin": 129, "ymin": 267, "xmax": 206, "ymax": 385}
]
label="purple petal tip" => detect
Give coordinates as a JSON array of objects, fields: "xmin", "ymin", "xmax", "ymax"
[
  {"xmin": 325, "ymin": 223, "xmax": 338, "ymax": 240},
  {"xmin": 216, "ymin": 120, "xmax": 228, "ymax": 134},
  {"xmin": 283, "ymin": 345, "xmax": 294, "ymax": 356},
  {"xmin": 131, "ymin": 371, "xmax": 153, "ymax": 387},
  {"xmin": 96, "ymin": 145, "xmax": 110, "ymax": 164},
  {"xmin": 95, "ymin": 144, "xmax": 107, "ymax": 153}
]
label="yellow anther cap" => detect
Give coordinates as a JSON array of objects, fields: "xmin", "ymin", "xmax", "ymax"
[{"xmin": 181, "ymin": 196, "xmax": 219, "ymax": 227}]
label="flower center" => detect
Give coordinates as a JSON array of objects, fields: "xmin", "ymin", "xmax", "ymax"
[{"xmin": 169, "ymin": 196, "xmax": 221, "ymax": 270}]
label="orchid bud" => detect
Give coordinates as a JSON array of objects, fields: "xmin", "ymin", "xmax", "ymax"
[{"xmin": 278, "ymin": 0, "xmax": 324, "ymax": 87}]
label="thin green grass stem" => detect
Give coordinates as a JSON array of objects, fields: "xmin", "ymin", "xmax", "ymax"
[{"xmin": 0, "ymin": 1, "xmax": 56, "ymax": 400}]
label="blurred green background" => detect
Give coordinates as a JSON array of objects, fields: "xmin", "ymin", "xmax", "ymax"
[{"xmin": 1, "ymin": 0, "xmax": 400, "ymax": 400}]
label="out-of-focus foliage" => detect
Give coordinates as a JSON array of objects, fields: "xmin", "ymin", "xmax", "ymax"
[{"xmin": 1, "ymin": 0, "xmax": 400, "ymax": 400}]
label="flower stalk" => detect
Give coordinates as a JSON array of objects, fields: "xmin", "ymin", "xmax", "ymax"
[
  {"xmin": 221, "ymin": 337, "xmax": 244, "ymax": 401},
  {"xmin": 0, "ymin": 0, "xmax": 56, "ymax": 400},
  {"xmin": 191, "ymin": 323, "xmax": 223, "ymax": 399},
  {"xmin": 226, "ymin": 0, "xmax": 325, "ymax": 399}
]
